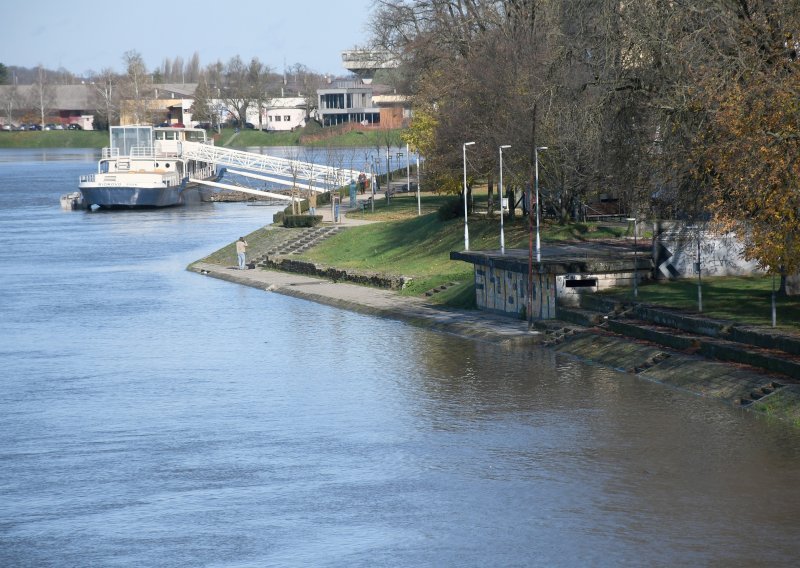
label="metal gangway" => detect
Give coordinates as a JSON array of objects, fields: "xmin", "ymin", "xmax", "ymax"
[{"xmin": 183, "ymin": 141, "xmax": 361, "ymax": 202}]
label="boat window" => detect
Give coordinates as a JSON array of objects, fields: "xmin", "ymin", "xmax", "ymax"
[{"xmin": 111, "ymin": 126, "xmax": 153, "ymax": 156}]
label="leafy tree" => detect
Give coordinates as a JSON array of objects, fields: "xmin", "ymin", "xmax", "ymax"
[
  {"xmin": 699, "ymin": 71, "xmax": 800, "ymax": 275},
  {"xmin": 189, "ymin": 74, "xmax": 215, "ymax": 125}
]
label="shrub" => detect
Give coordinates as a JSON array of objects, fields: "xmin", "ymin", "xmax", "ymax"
[
  {"xmin": 283, "ymin": 215, "xmax": 322, "ymax": 228},
  {"xmin": 437, "ymin": 197, "xmax": 462, "ymax": 221}
]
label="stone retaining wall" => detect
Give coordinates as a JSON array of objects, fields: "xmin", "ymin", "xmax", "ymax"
[{"xmin": 260, "ymin": 257, "xmax": 412, "ymax": 290}]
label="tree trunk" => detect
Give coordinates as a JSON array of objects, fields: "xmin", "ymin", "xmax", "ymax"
[
  {"xmin": 487, "ymin": 174, "xmax": 494, "ymax": 216},
  {"xmin": 785, "ymin": 274, "xmax": 800, "ymax": 296}
]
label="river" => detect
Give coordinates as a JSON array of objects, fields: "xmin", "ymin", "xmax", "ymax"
[{"xmin": 1, "ymin": 149, "xmax": 799, "ymax": 567}]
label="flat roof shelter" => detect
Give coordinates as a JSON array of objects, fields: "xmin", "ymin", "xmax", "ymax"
[{"xmin": 451, "ymin": 242, "xmax": 653, "ymax": 320}]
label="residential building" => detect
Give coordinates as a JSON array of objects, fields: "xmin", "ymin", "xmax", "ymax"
[
  {"xmin": 253, "ymin": 97, "xmax": 310, "ymax": 131},
  {"xmin": 317, "ymin": 80, "xmax": 380, "ymax": 127}
]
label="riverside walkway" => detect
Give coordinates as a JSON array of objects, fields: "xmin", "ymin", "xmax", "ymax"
[{"xmin": 189, "ymin": 260, "xmax": 541, "ymax": 345}]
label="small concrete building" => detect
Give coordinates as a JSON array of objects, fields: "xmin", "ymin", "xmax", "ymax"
[{"xmin": 451, "ymin": 243, "xmax": 652, "ymax": 320}]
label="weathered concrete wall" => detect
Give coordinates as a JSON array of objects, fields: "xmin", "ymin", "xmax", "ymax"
[
  {"xmin": 473, "ymin": 265, "xmax": 556, "ymax": 319},
  {"xmin": 653, "ymin": 223, "xmax": 761, "ymax": 279},
  {"xmin": 556, "ymin": 271, "xmax": 646, "ymax": 307}
]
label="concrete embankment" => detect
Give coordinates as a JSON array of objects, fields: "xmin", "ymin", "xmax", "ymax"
[
  {"xmin": 553, "ymin": 297, "xmax": 800, "ymax": 426},
  {"xmin": 188, "ymin": 262, "xmax": 541, "ymax": 346}
]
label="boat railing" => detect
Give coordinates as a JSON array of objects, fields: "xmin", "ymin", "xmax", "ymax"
[
  {"xmin": 79, "ymin": 174, "xmax": 95, "ymax": 183},
  {"xmin": 101, "ymin": 147, "xmax": 119, "ymax": 159},
  {"xmin": 130, "ymin": 146, "xmax": 156, "ymax": 158}
]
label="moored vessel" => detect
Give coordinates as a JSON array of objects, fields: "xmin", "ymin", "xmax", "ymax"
[{"xmin": 78, "ymin": 125, "xmax": 216, "ymax": 209}]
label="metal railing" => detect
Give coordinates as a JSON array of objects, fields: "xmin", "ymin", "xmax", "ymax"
[{"xmin": 181, "ymin": 141, "xmax": 361, "ymax": 190}]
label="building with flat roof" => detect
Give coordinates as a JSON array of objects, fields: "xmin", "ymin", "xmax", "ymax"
[{"xmin": 317, "ymin": 80, "xmax": 380, "ymax": 127}]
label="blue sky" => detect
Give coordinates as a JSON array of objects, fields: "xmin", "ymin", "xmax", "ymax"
[{"xmin": 1, "ymin": 0, "xmax": 376, "ymax": 77}]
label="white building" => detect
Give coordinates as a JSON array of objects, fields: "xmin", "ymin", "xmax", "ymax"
[{"xmin": 261, "ymin": 97, "xmax": 309, "ymax": 131}]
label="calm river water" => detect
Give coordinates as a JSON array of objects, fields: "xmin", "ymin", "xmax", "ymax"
[{"xmin": 1, "ymin": 149, "xmax": 799, "ymax": 567}]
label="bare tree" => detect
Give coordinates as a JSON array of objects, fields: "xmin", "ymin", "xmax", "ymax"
[
  {"xmin": 186, "ymin": 52, "xmax": 201, "ymax": 83},
  {"xmin": 1, "ymin": 82, "xmax": 20, "ymax": 126},
  {"xmin": 92, "ymin": 67, "xmax": 119, "ymax": 129},
  {"xmin": 220, "ymin": 56, "xmax": 253, "ymax": 127},
  {"xmin": 29, "ymin": 65, "xmax": 55, "ymax": 128},
  {"xmin": 120, "ymin": 50, "xmax": 152, "ymax": 124}
]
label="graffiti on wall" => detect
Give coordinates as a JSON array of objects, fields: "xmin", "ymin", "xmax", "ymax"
[{"xmin": 653, "ymin": 224, "xmax": 761, "ymax": 280}]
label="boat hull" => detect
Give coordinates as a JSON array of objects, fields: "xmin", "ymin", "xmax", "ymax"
[{"xmin": 79, "ymin": 185, "xmax": 185, "ymax": 209}]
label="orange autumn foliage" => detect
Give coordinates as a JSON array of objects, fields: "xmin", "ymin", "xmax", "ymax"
[{"xmin": 699, "ymin": 69, "xmax": 800, "ymax": 273}]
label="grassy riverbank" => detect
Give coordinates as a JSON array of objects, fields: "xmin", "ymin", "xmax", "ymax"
[
  {"xmin": 0, "ymin": 123, "xmax": 402, "ymax": 149},
  {"xmin": 0, "ymin": 130, "xmax": 107, "ymax": 148},
  {"xmin": 611, "ymin": 275, "xmax": 800, "ymax": 331},
  {"xmin": 216, "ymin": 123, "xmax": 403, "ymax": 148},
  {"xmin": 227, "ymin": 191, "xmax": 627, "ymax": 308},
  {"xmin": 253, "ymin": 190, "xmax": 800, "ymax": 331}
]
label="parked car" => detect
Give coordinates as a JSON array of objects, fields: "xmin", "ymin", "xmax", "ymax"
[
  {"xmin": 28, "ymin": 124, "xmax": 42, "ymax": 131},
  {"xmin": 67, "ymin": 123, "xmax": 82, "ymax": 130},
  {"xmin": 170, "ymin": 123, "xmax": 186, "ymax": 128},
  {"xmin": 244, "ymin": 122, "xmax": 255, "ymax": 129},
  {"xmin": 1, "ymin": 124, "xmax": 12, "ymax": 131}
]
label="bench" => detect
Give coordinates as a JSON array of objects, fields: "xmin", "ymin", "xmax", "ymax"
[{"xmin": 360, "ymin": 196, "xmax": 374, "ymax": 212}]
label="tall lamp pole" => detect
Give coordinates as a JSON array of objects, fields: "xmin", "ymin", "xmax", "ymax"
[
  {"xmin": 416, "ymin": 153, "xmax": 421, "ymax": 216},
  {"xmin": 535, "ymin": 146, "xmax": 548, "ymax": 262},
  {"xmin": 463, "ymin": 141, "xmax": 475, "ymax": 250},
  {"xmin": 499, "ymin": 145, "xmax": 511, "ymax": 254}
]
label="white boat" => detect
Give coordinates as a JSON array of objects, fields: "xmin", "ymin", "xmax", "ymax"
[
  {"xmin": 78, "ymin": 125, "xmax": 216, "ymax": 209},
  {"xmin": 60, "ymin": 191, "xmax": 87, "ymax": 210}
]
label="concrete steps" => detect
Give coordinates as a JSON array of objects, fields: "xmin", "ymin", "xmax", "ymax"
[
  {"xmin": 561, "ymin": 295, "xmax": 800, "ymax": 383},
  {"xmin": 253, "ymin": 226, "xmax": 343, "ymax": 264}
]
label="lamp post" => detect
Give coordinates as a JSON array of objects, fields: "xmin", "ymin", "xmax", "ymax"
[
  {"xmin": 626, "ymin": 217, "xmax": 638, "ymax": 298},
  {"xmin": 463, "ymin": 141, "xmax": 475, "ymax": 250},
  {"xmin": 405, "ymin": 143, "xmax": 411, "ymax": 202},
  {"xmin": 499, "ymin": 145, "xmax": 511, "ymax": 254},
  {"xmin": 416, "ymin": 153, "xmax": 421, "ymax": 216},
  {"xmin": 535, "ymin": 146, "xmax": 548, "ymax": 262}
]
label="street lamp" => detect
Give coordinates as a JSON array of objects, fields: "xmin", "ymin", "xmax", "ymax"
[
  {"xmin": 499, "ymin": 145, "xmax": 511, "ymax": 254},
  {"xmin": 416, "ymin": 152, "xmax": 421, "ymax": 216},
  {"xmin": 626, "ymin": 217, "xmax": 638, "ymax": 299},
  {"xmin": 535, "ymin": 146, "xmax": 548, "ymax": 262},
  {"xmin": 463, "ymin": 141, "xmax": 475, "ymax": 250}
]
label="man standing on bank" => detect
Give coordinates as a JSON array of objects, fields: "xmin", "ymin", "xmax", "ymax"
[{"xmin": 236, "ymin": 237, "xmax": 248, "ymax": 270}]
